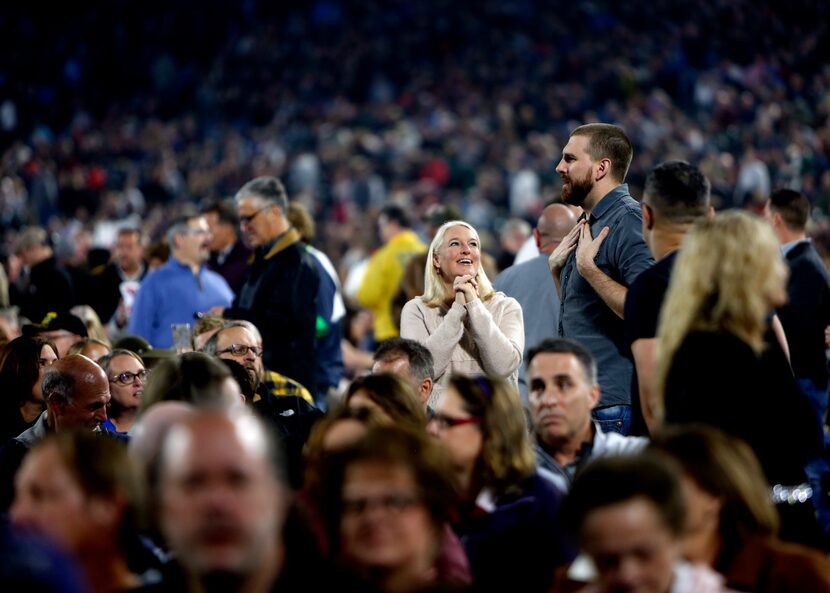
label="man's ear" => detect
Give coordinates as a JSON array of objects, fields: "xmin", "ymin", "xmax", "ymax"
[
  {"xmin": 420, "ymin": 378, "xmax": 433, "ymax": 406},
  {"xmin": 643, "ymin": 203, "xmax": 654, "ymax": 231},
  {"xmin": 595, "ymin": 158, "xmax": 612, "ymax": 182},
  {"xmin": 533, "ymin": 228, "xmax": 542, "ymax": 249},
  {"xmin": 590, "ymin": 384, "xmax": 601, "ymax": 407}
]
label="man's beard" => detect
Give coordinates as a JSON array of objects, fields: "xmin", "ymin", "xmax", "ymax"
[{"xmin": 561, "ymin": 171, "xmax": 593, "ymax": 207}]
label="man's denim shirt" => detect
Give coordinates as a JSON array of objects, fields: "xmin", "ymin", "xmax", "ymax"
[{"xmin": 557, "ymin": 184, "xmax": 654, "ymax": 407}]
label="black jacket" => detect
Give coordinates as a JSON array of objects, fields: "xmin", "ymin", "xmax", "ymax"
[
  {"xmin": 776, "ymin": 241, "xmax": 830, "ymax": 388},
  {"xmin": 224, "ymin": 228, "xmax": 320, "ymax": 393}
]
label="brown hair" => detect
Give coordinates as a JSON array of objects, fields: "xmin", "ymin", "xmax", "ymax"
[
  {"xmin": 345, "ymin": 373, "xmax": 426, "ymax": 429},
  {"xmin": 571, "ymin": 123, "xmax": 633, "ymax": 183}
]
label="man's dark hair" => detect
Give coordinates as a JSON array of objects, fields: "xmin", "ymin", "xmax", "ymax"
[
  {"xmin": 571, "ymin": 123, "xmax": 633, "ymax": 183},
  {"xmin": 643, "ymin": 161, "xmax": 711, "ymax": 224},
  {"xmin": 526, "ymin": 338, "xmax": 597, "ymax": 384},
  {"xmin": 202, "ymin": 199, "xmax": 240, "ymax": 228},
  {"xmin": 373, "ymin": 337, "xmax": 434, "ymax": 382},
  {"xmin": 379, "ymin": 203, "xmax": 411, "ymax": 229},
  {"xmin": 561, "ymin": 453, "xmax": 685, "ymax": 543},
  {"xmin": 117, "ymin": 227, "xmax": 145, "ymax": 243},
  {"xmin": 768, "ymin": 188, "xmax": 809, "ymax": 231},
  {"xmin": 234, "ymin": 176, "xmax": 288, "ymax": 213}
]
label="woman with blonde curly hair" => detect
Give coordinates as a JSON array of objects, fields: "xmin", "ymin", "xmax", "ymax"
[
  {"xmin": 427, "ymin": 374, "xmax": 571, "ymax": 593},
  {"xmin": 655, "ymin": 211, "xmax": 822, "ymax": 535},
  {"xmin": 400, "ymin": 221, "xmax": 524, "ymax": 397}
]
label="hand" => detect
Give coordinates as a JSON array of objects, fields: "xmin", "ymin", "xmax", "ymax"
[
  {"xmin": 453, "ymin": 274, "xmax": 479, "ymax": 304},
  {"xmin": 548, "ymin": 220, "xmax": 584, "ymax": 273},
  {"xmin": 575, "ymin": 223, "xmax": 609, "ymax": 277}
]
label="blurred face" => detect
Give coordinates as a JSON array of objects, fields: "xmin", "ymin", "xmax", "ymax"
[
  {"xmin": 52, "ymin": 370, "xmax": 110, "ymax": 431},
  {"xmin": 340, "ymin": 461, "xmax": 437, "ymax": 574},
  {"xmin": 115, "ymin": 232, "xmax": 144, "ymax": 272},
  {"xmin": 426, "ymin": 387, "xmax": 483, "ymax": 477},
  {"xmin": 432, "ymin": 225, "xmax": 480, "ymax": 282},
  {"xmin": 205, "ymin": 211, "xmax": 234, "ymax": 252},
  {"xmin": 556, "ymin": 135, "xmax": 596, "ymax": 208},
  {"xmin": 41, "ymin": 330, "xmax": 81, "ymax": 358},
  {"xmin": 678, "ymin": 476, "xmax": 722, "ymax": 565},
  {"xmin": 160, "ymin": 416, "xmax": 284, "ymax": 576},
  {"xmin": 80, "ymin": 342, "xmax": 110, "ymax": 362},
  {"xmin": 238, "ymin": 197, "xmax": 277, "ymax": 247},
  {"xmin": 31, "ymin": 345, "xmax": 58, "ymax": 403},
  {"xmin": 323, "ymin": 418, "xmax": 369, "ymax": 452},
  {"xmin": 215, "ymin": 327, "xmax": 262, "ymax": 387},
  {"xmin": 107, "ymin": 354, "xmax": 147, "ymax": 411},
  {"xmin": 175, "ymin": 217, "xmax": 212, "ymax": 266},
  {"xmin": 581, "ymin": 498, "xmax": 680, "ymax": 593},
  {"xmin": 10, "ymin": 443, "xmax": 93, "ymax": 553},
  {"xmin": 528, "ymin": 352, "xmax": 599, "ymax": 450}
]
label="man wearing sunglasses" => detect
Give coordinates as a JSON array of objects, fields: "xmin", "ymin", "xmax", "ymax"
[{"xmin": 0, "ymin": 354, "xmax": 112, "ymax": 510}]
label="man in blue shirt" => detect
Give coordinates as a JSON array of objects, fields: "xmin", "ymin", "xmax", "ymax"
[
  {"xmin": 548, "ymin": 123, "xmax": 653, "ymax": 435},
  {"xmin": 129, "ymin": 214, "xmax": 233, "ymax": 348}
]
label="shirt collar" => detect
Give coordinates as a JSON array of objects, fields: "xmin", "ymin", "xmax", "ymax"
[
  {"xmin": 781, "ymin": 238, "xmax": 809, "ymax": 257},
  {"xmin": 587, "ymin": 183, "xmax": 629, "ymax": 224}
]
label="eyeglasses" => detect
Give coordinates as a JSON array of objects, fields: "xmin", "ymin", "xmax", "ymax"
[
  {"xmin": 428, "ymin": 412, "xmax": 484, "ymax": 431},
  {"xmin": 217, "ymin": 343, "xmax": 262, "ymax": 358},
  {"xmin": 239, "ymin": 205, "xmax": 273, "ymax": 226},
  {"xmin": 110, "ymin": 369, "xmax": 149, "ymax": 386},
  {"xmin": 342, "ymin": 494, "xmax": 422, "ymax": 517}
]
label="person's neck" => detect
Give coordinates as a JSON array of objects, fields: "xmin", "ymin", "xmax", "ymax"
[
  {"xmin": 174, "ymin": 254, "xmax": 202, "ymax": 275},
  {"xmin": 456, "ymin": 465, "xmax": 479, "ymax": 503},
  {"xmin": 189, "ymin": 544, "xmax": 282, "ymax": 593},
  {"xmin": 364, "ymin": 560, "xmax": 436, "ymax": 593},
  {"xmin": 20, "ymin": 399, "xmax": 44, "ymax": 424},
  {"xmin": 80, "ymin": 550, "xmax": 140, "ymax": 593},
  {"xmin": 214, "ymin": 234, "xmax": 236, "ymax": 253},
  {"xmin": 651, "ymin": 226, "xmax": 689, "ymax": 261},
  {"xmin": 120, "ymin": 260, "xmax": 143, "ymax": 278},
  {"xmin": 778, "ymin": 229, "xmax": 806, "ymax": 246},
  {"xmin": 547, "ymin": 423, "xmax": 593, "ymax": 467},
  {"xmin": 110, "ymin": 406, "xmax": 138, "ymax": 433},
  {"xmin": 581, "ymin": 180, "xmax": 620, "ymax": 216}
]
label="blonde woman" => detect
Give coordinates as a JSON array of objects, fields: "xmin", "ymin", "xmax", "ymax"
[
  {"xmin": 400, "ymin": 221, "xmax": 523, "ymax": 396},
  {"xmin": 656, "ymin": 211, "xmax": 821, "ymax": 491}
]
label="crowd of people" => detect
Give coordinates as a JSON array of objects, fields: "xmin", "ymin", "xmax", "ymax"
[{"xmin": 1, "ymin": 1, "xmax": 830, "ymax": 593}]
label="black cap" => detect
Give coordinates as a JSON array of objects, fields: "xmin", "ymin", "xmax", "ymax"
[
  {"xmin": 112, "ymin": 335, "xmax": 153, "ymax": 355},
  {"xmin": 22, "ymin": 311, "xmax": 88, "ymax": 338}
]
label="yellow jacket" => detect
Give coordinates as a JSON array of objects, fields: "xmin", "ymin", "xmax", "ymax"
[{"xmin": 357, "ymin": 230, "xmax": 426, "ymax": 341}]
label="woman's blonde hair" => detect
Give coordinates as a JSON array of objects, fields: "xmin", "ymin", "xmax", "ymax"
[
  {"xmin": 422, "ymin": 220, "xmax": 495, "ymax": 306},
  {"xmin": 655, "ymin": 211, "xmax": 785, "ymax": 420},
  {"xmin": 450, "ymin": 374, "xmax": 535, "ymax": 499}
]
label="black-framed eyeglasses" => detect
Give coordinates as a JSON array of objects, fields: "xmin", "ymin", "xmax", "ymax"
[
  {"xmin": 110, "ymin": 369, "xmax": 149, "ymax": 386},
  {"xmin": 428, "ymin": 412, "xmax": 484, "ymax": 431},
  {"xmin": 217, "ymin": 343, "xmax": 262, "ymax": 358},
  {"xmin": 239, "ymin": 205, "xmax": 273, "ymax": 226}
]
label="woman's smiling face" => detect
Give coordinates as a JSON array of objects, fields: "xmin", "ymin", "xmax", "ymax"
[{"xmin": 433, "ymin": 224, "xmax": 480, "ymax": 281}]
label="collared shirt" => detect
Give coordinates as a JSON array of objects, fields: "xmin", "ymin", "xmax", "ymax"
[
  {"xmin": 781, "ymin": 238, "xmax": 810, "ymax": 257},
  {"xmin": 128, "ymin": 257, "xmax": 234, "ymax": 348},
  {"xmin": 557, "ymin": 184, "xmax": 653, "ymax": 407}
]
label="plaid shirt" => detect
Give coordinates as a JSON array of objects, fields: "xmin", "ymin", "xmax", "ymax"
[{"xmin": 262, "ymin": 369, "xmax": 314, "ymax": 404}]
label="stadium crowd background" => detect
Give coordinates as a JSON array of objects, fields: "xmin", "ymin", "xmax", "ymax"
[{"xmin": 1, "ymin": 0, "xmax": 830, "ymax": 275}]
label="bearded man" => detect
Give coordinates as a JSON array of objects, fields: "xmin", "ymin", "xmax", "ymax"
[{"xmin": 547, "ymin": 123, "xmax": 653, "ymax": 436}]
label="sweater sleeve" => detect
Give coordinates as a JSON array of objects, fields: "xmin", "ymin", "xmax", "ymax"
[
  {"xmin": 400, "ymin": 299, "xmax": 467, "ymax": 379},
  {"xmin": 465, "ymin": 296, "xmax": 524, "ymax": 377}
]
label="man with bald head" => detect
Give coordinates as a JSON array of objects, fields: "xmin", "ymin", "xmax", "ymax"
[
  {"xmin": 495, "ymin": 203, "xmax": 578, "ymax": 402},
  {"xmin": 0, "ymin": 354, "xmax": 111, "ymax": 509},
  {"xmin": 144, "ymin": 408, "xmax": 292, "ymax": 593}
]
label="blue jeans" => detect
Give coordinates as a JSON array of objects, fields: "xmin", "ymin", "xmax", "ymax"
[{"xmin": 592, "ymin": 404, "xmax": 632, "ymax": 436}]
